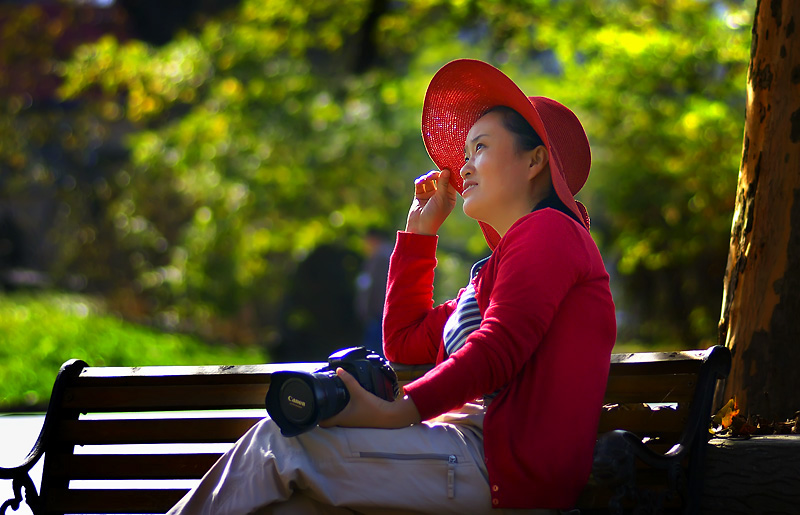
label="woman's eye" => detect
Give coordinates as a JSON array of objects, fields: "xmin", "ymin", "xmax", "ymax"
[{"xmin": 464, "ymin": 143, "xmax": 484, "ymax": 162}]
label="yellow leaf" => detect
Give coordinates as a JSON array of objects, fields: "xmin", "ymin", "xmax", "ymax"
[{"xmin": 712, "ymin": 397, "xmax": 739, "ymax": 428}]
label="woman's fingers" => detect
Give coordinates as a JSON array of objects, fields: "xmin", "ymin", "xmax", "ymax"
[
  {"xmin": 335, "ymin": 367, "xmax": 362, "ymax": 394},
  {"xmin": 319, "ymin": 368, "xmax": 376, "ymax": 428},
  {"xmin": 414, "ymin": 169, "xmax": 456, "ymax": 199},
  {"xmin": 406, "ymin": 169, "xmax": 456, "ymax": 235},
  {"xmin": 436, "ymin": 168, "xmax": 454, "ymax": 199},
  {"xmin": 414, "ymin": 170, "xmax": 443, "ymax": 197}
]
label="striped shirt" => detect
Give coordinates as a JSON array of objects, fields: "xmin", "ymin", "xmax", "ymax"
[{"xmin": 443, "ymin": 257, "xmax": 489, "ymax": 356}]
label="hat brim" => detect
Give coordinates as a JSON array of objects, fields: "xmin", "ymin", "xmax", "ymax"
[{"xmin": 421, "ymin": 59, "xmax": 591, "ymax": 248}]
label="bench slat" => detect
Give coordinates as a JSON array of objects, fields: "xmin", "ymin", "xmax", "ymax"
[
  {"xmin": 43, "ymin": 489, "xmax": 187, "ymax": 514},
  {"xmin": 48, "ymin": 453, "xmax": 222, "ymax": 480},
  {"xmin": 74, "ymin": 362, "xmax": 323, "ymax": 384},
  {"xmin": 64, "ymin": 372, "xmax": 701, "ymax": 412},
  {"xmin": 57, "ymin": 417, "xmax": 264, "ymax": 445},
  {"xmin": 603, "ymin": 373, "xmax": 697, "ymax": 404},
  {"xmin": 608, "ymin": 350, "xmax": 705, "ymax": 369},
  {"xmin": 63, "ymin": 384, "xmax": 269, "ymax": 411}
]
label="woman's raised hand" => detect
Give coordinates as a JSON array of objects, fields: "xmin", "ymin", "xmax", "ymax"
[{"xmin": 405, "ymin": 169, "xmax": 457, "ymax": 236}]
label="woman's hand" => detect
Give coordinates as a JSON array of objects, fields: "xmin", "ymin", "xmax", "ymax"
[
  {"xmin": 405, "ymin": 169, "xmax": 457, "ymax": 236},
  {"xmin": 319, "ymin": 368, "xmax": 421, "ymax": 429}
]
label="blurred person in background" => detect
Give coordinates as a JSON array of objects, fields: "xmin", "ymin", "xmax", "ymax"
[{"xmin": 354, "ymin": 228, "xmax": 393, "ymax": 356}]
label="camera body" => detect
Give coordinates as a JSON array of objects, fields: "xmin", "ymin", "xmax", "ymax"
[{"xmin": 265, "ymin": 347, "xmax": 399, "ymax": 437}]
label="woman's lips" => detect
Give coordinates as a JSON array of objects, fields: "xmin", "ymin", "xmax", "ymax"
[{"xmin": 462, "ymin": 181, "xmax": 477, "ymax": 194}]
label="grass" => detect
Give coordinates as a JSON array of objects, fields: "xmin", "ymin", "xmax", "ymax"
[{"xmin": 0, "ymin": 292, "xmax": 264, "ymax": 410}]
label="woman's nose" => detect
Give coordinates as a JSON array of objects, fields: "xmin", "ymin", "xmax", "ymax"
[{"xmin": 460, "ymin": 162, "xmax": 473, "ymax": 179}]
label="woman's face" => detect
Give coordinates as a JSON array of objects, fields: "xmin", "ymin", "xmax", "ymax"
[{"xmin": 460, "ymin": 111, "xmax": 546, "ymax": 235}]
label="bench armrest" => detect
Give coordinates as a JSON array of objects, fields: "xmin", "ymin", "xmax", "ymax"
[
  {"xmin": 1, "ymin": 359, "xmax": 87, "ymax": 515},
  {"xmin": 591, "ymin": 345, "xmax": 731, "ymax": 514}
]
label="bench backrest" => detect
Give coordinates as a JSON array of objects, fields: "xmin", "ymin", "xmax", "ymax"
[{"xmin": 26, "ymin": 348, "xmax": 727, "ymax": 514}]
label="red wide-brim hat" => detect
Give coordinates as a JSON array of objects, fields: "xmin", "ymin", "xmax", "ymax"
[{"xmin": 421, "ymin": 59, "xmax": 591, "ymax": 249}]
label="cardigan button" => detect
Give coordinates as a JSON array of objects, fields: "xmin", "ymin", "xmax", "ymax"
[
  {"xmin": 492, "ymin": 499, "xmax": 499, "ymax": 506},
  {"xmin": 491, "ymin": 485, "xmax": 499, "ymax": 492}
]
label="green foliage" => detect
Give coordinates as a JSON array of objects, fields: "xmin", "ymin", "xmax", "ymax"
[
  {"xmin": 531, "ymin": 0, "xmax": 753, "ymax": 348},
  {"xmin": 1, "ymin": 0, "xmax": 757, "ymax": 354},
  {"xmin": 53, "ymin": 2, "xmax": 437, "ymax": 342},
  {"xmin": 0, "ymin": 293, "xmax": 262, "ymax": 410}
]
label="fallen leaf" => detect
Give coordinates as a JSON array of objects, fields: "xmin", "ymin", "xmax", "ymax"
[{"xmin": 712, "ymin": 398, "xmax": 739, "ymax": 429}]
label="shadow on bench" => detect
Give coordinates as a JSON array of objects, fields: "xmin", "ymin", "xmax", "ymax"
[{"xmin": 1, "ymin": 346, "xmax": 729, "ymax": 515}]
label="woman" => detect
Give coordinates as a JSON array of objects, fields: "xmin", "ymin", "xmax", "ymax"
[{"xmin": 169, "ymin": 59, "xmax": 616, "ymax": 514}]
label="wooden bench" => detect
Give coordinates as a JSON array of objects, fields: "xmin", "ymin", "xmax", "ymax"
[{"xmin": 1, "ymin": 346, "xmax": 730, "ymax": 515}]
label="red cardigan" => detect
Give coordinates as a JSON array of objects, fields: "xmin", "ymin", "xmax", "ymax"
[{"xmin": 383, "ymin": 209, "xmax": 616, "ymax": 509}]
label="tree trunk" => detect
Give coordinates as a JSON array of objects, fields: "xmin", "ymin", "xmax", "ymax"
[{"xmin": 717, "ymin": 0, "xmax": 800, "ymax": 421}]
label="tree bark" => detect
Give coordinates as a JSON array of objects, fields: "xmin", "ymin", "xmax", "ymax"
[{"xmin": 717, "ymin": 0, "xmax": 800, "ymax": 420}]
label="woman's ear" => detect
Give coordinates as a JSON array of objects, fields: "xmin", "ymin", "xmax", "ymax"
[{"xmin": 527, "ymin": 145, "xmax": 550, "ymax": 179}]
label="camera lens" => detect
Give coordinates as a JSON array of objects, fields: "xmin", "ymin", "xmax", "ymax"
[
  {"xmin": 265, "ymin": 347, "xmax": 398, "ymax": 437},
  {"xmin": 278, "ymin": 377, "xmax": 315, "ymax": 425}
]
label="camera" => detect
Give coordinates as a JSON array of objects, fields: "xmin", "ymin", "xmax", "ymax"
[{"xmin": 265, "ymin": 347, "xmax": 399, "ymax": 437}]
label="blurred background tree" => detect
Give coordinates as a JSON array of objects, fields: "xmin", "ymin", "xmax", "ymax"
[{"xmin": 1, "ymin": 0, "xmax": 755, "ymax": 367}]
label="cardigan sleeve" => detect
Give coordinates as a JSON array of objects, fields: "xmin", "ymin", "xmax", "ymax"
[
  {"xmin": 381, "ymin": 231, "xmax": 457, "ymax": 365},
  {"xmin": 404, "ymin": 211, "xmax": 592, "ymax": 420}
]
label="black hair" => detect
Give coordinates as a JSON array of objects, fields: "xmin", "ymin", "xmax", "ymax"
[
  {"xmin": 482, "ymin": 105, "xmax": 543, "ymax": 153},
  {"xmin": 482, "ymin": 105, "xmax": 581, "ymax": 224}
]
